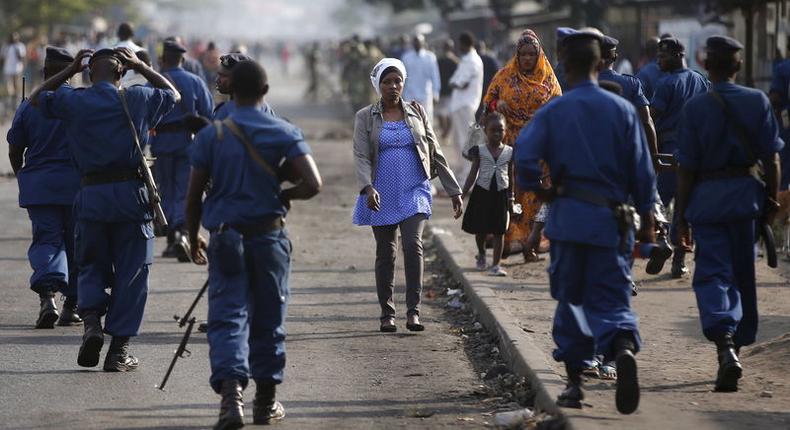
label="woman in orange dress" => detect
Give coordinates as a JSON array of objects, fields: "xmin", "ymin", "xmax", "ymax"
[{"xmin": 483, "ymin": 29, "xmax": 561, "ymax": 260}]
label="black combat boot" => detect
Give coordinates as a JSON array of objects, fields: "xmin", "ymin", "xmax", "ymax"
[
  {"xmin": 714, "ymin": 333, "xmax": 742, "ymax": 392},
  {"xmin": 253, "ymin": 380, "xmax": 286, "ymax": 425},
  {"xmin": 173, "ymin": 229, "xmax": 192, "ymax": 263},
  {"xmin": 57, "ymin": 296, "xmax": 82, "ymax": 326},
  {"xmin": 556, "ymin": 365, "xmax": 584, "ymax": 409},
  {"xmin": 645, "ymin": 236, "xmax": 673, "ymax": 275},
  {"xmin": 103, "ymin": 336, "xmax": 139, "ymax": 372},
  {"xmin": 670, "ymin": 248, "xmax": 688, "ymax": 279},
  {"xmin": 77, "ymin": 311, "xmax": 104, "ymax": 367},
  {"xmin": 613, "ymin": 333, "xmax": 640, "ymax": 415},
  {"xmin": 214, "ymin": 379, "xmax": 244, "ymax": 430},
  {"xmin": 36, "ymin": 294, "xmax": 59, "ymax": 329}
]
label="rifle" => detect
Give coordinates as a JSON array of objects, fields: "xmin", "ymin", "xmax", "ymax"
[
  {"xmin": 157, "ymin": 279, "xmax": 209, "ymax": 391},
  {"xmin": 21, "ymin": 75, "xmax": 26, "ymax": 103},
  {"xmin": 117, "ymin": 89, "xmax": 168, "ymax": 230}
]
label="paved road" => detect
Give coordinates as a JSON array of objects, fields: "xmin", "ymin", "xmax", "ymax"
[{"xmin": 0, "ymin": 75, "xmax": 492, "ymax": 429}]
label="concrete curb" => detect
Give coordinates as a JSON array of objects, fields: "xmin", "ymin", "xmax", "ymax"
[{"xmin": 429, "ymin": 225, "xmax": 574, "ymax": 428}]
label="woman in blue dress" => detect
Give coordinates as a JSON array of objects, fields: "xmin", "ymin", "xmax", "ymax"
[{"xmin": 352, "ymin": 58, "xmax": 463, "ymax": 333}]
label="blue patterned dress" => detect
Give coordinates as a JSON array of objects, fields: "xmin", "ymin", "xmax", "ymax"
[{"xmin": 353, "ymin": 120, "xmax": 432, "ymax": 226}]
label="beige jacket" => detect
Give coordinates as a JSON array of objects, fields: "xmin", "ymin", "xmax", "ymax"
[{"xmin": 353, "ymin": 100, "xmax": 462, "ymax": 196}]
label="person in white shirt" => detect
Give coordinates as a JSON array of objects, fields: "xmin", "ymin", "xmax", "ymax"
[
  {"xmin": 3, "ymin": 32, "xmax": 26, "ymax": 101},
  {"xmin": 449, "ymin": 32, "xmax": 484, "ymax": 181},
  {"xmin": 114, "ymin": 23, "xmax": 144, "ymax": 88},
  {"xmin": 401, "ymin": 34, "xmax": 441, "ymax": 121}
]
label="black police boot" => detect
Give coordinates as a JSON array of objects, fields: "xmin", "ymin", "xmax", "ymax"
[
  {"xmin": 631, "ymin": 281, "xmax": 639, "ymax": 297},
  {"xmin": 57, "ymin": 296, "xmax": 82, "ymax": 326},
  {"xmin": 162, "ymin": 230, "xmax": 177, "ymax": 258},
  {"xmin": 556, "ymin": 365, "xmax": 584, "ymax": 409},
  {"xmin": 670, "ymin": 248, "xmax": 688, "ymax": 279},
  {"xmin": 645, "ymin": 237, "xmax": 673, "ymax": 275},
  {"xmin": 36, "ymin": 294, "xmax": 59, "ymax": 329},
  {"xmin": 253, "ymin": 380, "xmax": 286, "ymax": 425},
  {"xmin": 714, "ymin": 334, "xmax": 742, "ymax": 392},
  {"xmin": 103, "ymin": 336, "xmax": 139, "ymax": 372},
  {"xmin": 214, "ymin": 379, "xmax": 244, "ymax": 430},
  {"xmin": 198, "ymin": 321, "xmax": 209, "ymax": 333},
  {"xmin": 613, "ymin": 333, "xmax": 640, "ymax": 415},
  {"xmin": 77, "ymin": 311, "xmax": 104, "ymax": 367},
  {"xmin": 173, "ymin": 230, "xmax": 192, "ymax": 263}
]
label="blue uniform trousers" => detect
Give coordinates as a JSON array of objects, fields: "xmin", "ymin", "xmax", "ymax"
[
  {"xmin": 549, "ymin": 239, "xmax": 642, "ymax": 369},
  {"xmin": 691, "ymin": 220, "xmax": 758, "ymax": 347},
  {"xmin": 26, "ymin": 205, "xmax": 77, "ymax": 299},
  {"xmin": 75, "ymin": 220, "xmax": 154, "ymax": 336},
  {"xmin": 154, "ymin": 150, "xmax": 190, "ymax": 231},
  {"xmin": 207, "ymin": 229, "xmax": 291, "ymax": 393}
]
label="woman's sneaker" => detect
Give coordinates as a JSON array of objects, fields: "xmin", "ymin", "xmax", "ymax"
[
  {"xmin": 475, "ymin": 254, "xmax": 486, "ymax": 271},
  {"xmin": 488, "ymin": 265, "xmax": 507, "ymax": 277}
]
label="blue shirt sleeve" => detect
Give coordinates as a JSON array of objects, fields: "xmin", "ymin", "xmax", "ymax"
[
  {"xmin": 7, "ymin": 102, "xmax": 29, "ymax": 149},
  {"xmin": 284, "ymin": 132, "xmax": 312, "ymax": 160},
  {"xmin": 756, "ymin": 93, "xmax": 785, "ymax": 159},
  {"xmin": 675, "ymin": 104, "xmax": 700, "ymax": 170},
  {"xmin": 632, "ymin": 78, "xmax": 649, "ymax": 107},
  {"xmin": 190, "ymin": 125, "xmax": 214, "ymax": 170},
  {"xmin": 38, "ymin": 86, "xmax": 76, "ymax": 120},
  {"xmin": 626, "ymin": 109, "xmax": 657, "ymax": 215},
  {"xmin": 195, "ymin": 79, "xmax": 214, "ymax": 118},
  {"xmin": 141, "ymin": 87, "xmax": 177, "ymax": 126},
  {"xmin": 514, "ymin": 111, "xmax": 548, "ymax": 191}
]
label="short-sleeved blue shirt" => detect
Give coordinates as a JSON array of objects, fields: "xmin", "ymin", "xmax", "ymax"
[
  {"xmin": 212, "ymin": 99, "xmax": 276, "ymax": 120},
  {"xmin": 38, "ymin": 81, "xmax": 177, "ymax": 221},
  {"xmin": 149, "ymin": 67, "xmax": 214, "ymax": 155},
  {"xmin": 676, "ymin": 82, "xmax": 784, "ymax": 224},
  {"xmin": 515, "ymin": 80, "xmax": 656, "ymax": 248},
  {"xmin": 599, "ymin": 69, "xmax": 650, "ymax": 108},
  {"xmin": 190, "ymin": 106, "xmax": 311, "ymax": 230},
  {"xmin": 651, "ymin": 68, "xmax": 710, "ymax": 144},
  {"xmin": 636, "ymin": 60, "xmax": 664, "ymax": 101},
  {"xmin": 7, "ymin": 96, "xmax": 80, "ymax": 207}
]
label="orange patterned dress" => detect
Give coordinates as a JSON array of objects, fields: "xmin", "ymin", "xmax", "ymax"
[{"xmin": 483, "ymin": 30, "xmax": 561, "ymax": 252}]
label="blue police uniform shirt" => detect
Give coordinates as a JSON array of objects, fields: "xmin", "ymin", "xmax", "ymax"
[
  {"xmin": 515, "ymin": 80, "xmax": 656, "ymax": 248},
  {"xmin": 191, "ymin": 106, "xmax": 311, "ymax": 230},
  {"xmin": 599, "ymin": 69, "xmax": 650, "ymax": 108},
  {"xmin": 38, "ymin": 81, "xmax": 177, "ymax": 222},
  {"xmin": 553, "ymin": 62, "xmax": 569, "ymax": 92},
  {"xmin": 770, "ymin": 59, "xmax": 790, "ymax": 112},
  {"xmin": 7, "ymin": 96, "xmax": 80, "ymax": 207},
  {"xmin": 676, "ymin": 81, "xmax": 784, "ymax": 224},
  {"xmin": 636, "ymin": 60, "xmax": 664, "ymax": 100},
  {"xmin": 149, "ymin": 67, "xmax": 213, "ymax": 155},
  {"xmin": 213, "ymin": 99, "xmax": 276, "ymax": 120},
  {"xmin": 651, "ymin": 68, "xmax": 710, "ymax": 144}
]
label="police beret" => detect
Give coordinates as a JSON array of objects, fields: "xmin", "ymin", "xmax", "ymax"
[
  {"xmin": 601, "ymin": 35, "xmax": 619, "ymax": 50},
  {"xmin": 89, "ymin": 48, "xmax": 122, "ymax": 65},
  {"xmin": 163, "ymin": 39, "xmax": 187, "ymax": 53},
  {"xmin": 45, "ymin": 46, "xmax": 74, "ymax": 63},
  {"xmin": 220, "ymin": 53, "xmax": 253, "ymax": 70},
  {"xmin": 706, "ymin": 35, "xmax": 743, "ymax": 52},
  {"xmin": 556, "ymin": 27, "xmax": 577, "ymax": 41},
  {"xmin": 562, "ymin": 30, "xmax": 604, "ymax": 47},
  {"xmin": 658, "ymin": 37, "xmax": 685, "ymax": 53}
]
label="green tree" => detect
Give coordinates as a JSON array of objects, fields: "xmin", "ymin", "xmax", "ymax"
[{"xmin": 0, "ymin": 0, "xmax": 124, "ymax": 35}]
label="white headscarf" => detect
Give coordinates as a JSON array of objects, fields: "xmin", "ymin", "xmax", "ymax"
[{"xmin": 369, "ymin": 58, "xmax": 407, "ymax": 97}]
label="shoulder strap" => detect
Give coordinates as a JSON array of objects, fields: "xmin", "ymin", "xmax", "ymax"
[
  {"xmin": 213, "ymin": 120, "xmax": 224, "ymax": 140},
  {"xmin": 708, "ymin": 90, "xmax": 756, "ymax": 164},
  {"xmin": 221, "ymin": 118, "xmax": 278, "ymax": 179},
  {"xmin": 117, "ymin": 89, "xmax": 146, "ymax": 157}
]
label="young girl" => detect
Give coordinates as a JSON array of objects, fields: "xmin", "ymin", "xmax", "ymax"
[{"xmin": 461, "ymin": 112, "xmax": 514, "ymax": 276}]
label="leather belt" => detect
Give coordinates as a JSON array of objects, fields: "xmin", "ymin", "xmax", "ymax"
[
  {"xmin": 697, "ymin": 166, "xmax": 754, "ymax": 182},
  {"xmin": 152, "ymin": 121, "xmax": 187, "ymax": 134},
  {"xmin": 81, "ymin": 169, "xmax": 141, "ymax": 186},
  {"xmin": 221, "ymin": 217, "xmax": 285, "ymax": 237}
]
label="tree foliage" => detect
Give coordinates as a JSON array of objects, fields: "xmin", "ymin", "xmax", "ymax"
[{"xmin": 0, "ymin": 0, "xmax": 123, "ymax": 32}]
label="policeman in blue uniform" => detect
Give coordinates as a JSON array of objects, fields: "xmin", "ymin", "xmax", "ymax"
[
  {"xmin": 515, "ymin": 31, "xmax": 657, "ymax": 415},
  {"xmin": 675, "ymin": 36, "xmax": 784, "ymax": 393},
  {"xmin": 650, "ymin": 37, "xmax": 710, "ymax": 278},
  {"xmin": 598, "ymin": 35, "xmax": 672, "ymax": 276},
  {"xmin": 149, "ymin": 39, "xmax": 213, "ymax": 261},
  {"xmin": 213, "ymin": 53, "xmax": 275, "ymax": 120},
  {"xmin": 552, "ymin": 27, "xmax": 576, "ymax": 92},
  {"xmin": 636, "ymin": 37, "xmax": 664, "ymax": 100},
  {"xmin": 7, "ymin": 47, "xmax": 82, "ymax": 329},
  {"xmin": 30, "ymin": 47, "xmax": 179, "ymax": 371},
  {"xmin": 769, "ymin": 49, "xmax": 790, "ymax": 189},
  {"xmin": 186, "ymin": 60, "xmax": 321, "ymax": 429}
]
